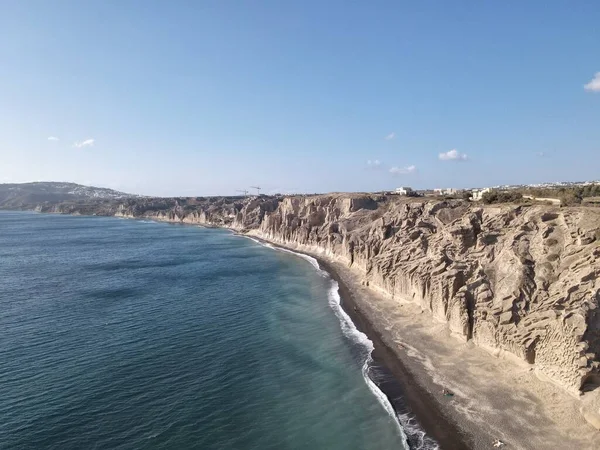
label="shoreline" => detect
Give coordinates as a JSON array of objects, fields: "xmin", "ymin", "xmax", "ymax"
[
  {"xmin": 320, "ymin": 258, "xmax": 471, "ymax": 450},
  {"xmin": 241, "ymin": 233, "xmax": 600, "ymax": 450},
  {"xmin": 11, "ymin": 211, "xmax": 599, "ymax": 449},
  {"xmin": 320, "ymin": 257, "xmax": 470, "ymax": 450},
  {"xmin": 246, "ymin": 234, "xmax": 470, "ymax": 450}
]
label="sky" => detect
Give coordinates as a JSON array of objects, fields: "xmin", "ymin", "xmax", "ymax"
[{"xmin": 1, "ymin": 1, "xmax": 599, "ymax": 196}]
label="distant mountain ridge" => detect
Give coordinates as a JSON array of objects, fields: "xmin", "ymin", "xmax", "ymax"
[{"xmin": 0, "ymin": 182, "xmax": 138, "ymax": 208}]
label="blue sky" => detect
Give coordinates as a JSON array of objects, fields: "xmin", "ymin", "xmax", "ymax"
[{"xmin": 1, "ymin": 1, "xmax": 599, "ymax": 196}]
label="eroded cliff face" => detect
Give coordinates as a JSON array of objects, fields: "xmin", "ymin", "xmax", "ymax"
[
  {"xmin": 250, "ymin": 195, "xmax": 600, "ymax": 397},
  {"xmin": 36, "ymin": 194, "xmax": 600, "ymax": 398}
]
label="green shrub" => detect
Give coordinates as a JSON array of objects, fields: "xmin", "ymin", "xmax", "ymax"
[
  {"xmin": 481, "ymin": 191, "xmax": 523, "ymax": 204},
  {"xmin": 559, "ymin": 191, "xmax": 582, "ymax": 206}
]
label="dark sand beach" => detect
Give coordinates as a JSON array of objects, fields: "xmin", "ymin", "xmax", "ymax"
[
  {"xmin": 249, "ymin": 235, "xmax": 470, "ymax": 450},
  {"xmin": 320, "ymin": 257, "xmax": 471, "ymax": 450}
]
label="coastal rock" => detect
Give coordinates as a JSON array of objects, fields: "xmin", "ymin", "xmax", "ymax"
[{"xmin": 252, "ymin": 195, "xmax": 600, "ymax": 397}]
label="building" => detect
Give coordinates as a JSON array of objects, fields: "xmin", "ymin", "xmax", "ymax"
[
  {"xmin": 472, "ymin": 188, "xmax": 491, "ymax": 201},
  {"xmin": 395, "ymin": 187, "xmax": 413, "ymax": 196},
  {"xmin": 434, "ymin": 188, "xmax": 459, "ymax": 196}
]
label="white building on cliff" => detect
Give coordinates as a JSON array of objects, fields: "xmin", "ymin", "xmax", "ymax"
[
  {"xmin": 472, "ymin": 188, "xmax": 491, "ymax": 201},
  {"xmin": 395, "ymin": 187, "xmax": 413, "ymax": 196},
  {"xmin": 434, "ymin": 188, "xmax": 459, "ymax": 196}
]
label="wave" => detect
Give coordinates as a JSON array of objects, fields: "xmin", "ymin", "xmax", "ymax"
[
  {"xmin": 324, "ymin": 275, "xmax": 439, "ymax": 450},
  {"xmin": 238, "ymin": 235, "xmax": 442, "ymax": 449},
  {"xmin": 397, "ymin": 413, "xmax": 439, "ymax": 450},
  {"xmin": 325, "ymin": 281, "xmax": 410, "ymax": 447},
  {"xmin": 240, "ymin": 236, "xmax": 322, "ymax": 271}
]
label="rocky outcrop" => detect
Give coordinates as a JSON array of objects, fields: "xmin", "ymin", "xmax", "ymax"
[
  {"xmin": 26, "ymin": 193, "xmax": 600, "ymax": 405},
  {"xmin": 251, "ymin": 195, "xmax": 600, "ymax": 399}
]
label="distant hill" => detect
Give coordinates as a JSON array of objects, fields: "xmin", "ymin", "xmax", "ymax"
[{"xmin": 0, "ymin": 182, "xmax": 138, "ymax": 209}]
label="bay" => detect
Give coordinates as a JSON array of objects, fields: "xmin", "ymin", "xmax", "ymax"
[{"xmin": 0, "ymin": 212, "xmax": 406, "ymax": 450}]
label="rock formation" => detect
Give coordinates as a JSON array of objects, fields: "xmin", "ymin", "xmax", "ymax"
[{"xmin": 253, "ymin": 195, "xmax": 600, "ymax": 396}]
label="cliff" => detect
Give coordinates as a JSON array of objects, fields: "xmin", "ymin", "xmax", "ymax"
[
  {"xmin": 253, "ymin": 195, "xmax": 600, "ymax": 396},
  {"xmin": 24, "ymin": 193, "xmax": 600, "ymax": 420}
]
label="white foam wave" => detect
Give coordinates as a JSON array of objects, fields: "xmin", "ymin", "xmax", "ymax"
[
  {"xmin": 242, "ymin": 236, "xmax": 262, "ymax": 245},
  {"xmin": 326, "ymin": 282, "xmax": 373, "ymax": 352},
  {"xmin": 326, "ymin": 283, "xmax": 409, "ymax": 447},
  {"xmin": 238, "ymin": 236, "xmax": 321, "ymax": 271},
  {"xmin": 398, "ymin": 413, "xmax": 440, "ymax": 450},
  {"xmin": 238, "ymin": 235, "xmax": 442, "ymax": 449},
  {"xmin": 269, "ymin": 245, "xmax": 321, "ymax": 271}
]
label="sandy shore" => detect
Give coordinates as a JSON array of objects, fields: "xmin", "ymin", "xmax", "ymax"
[
  {"xmin": 249, "ymin": 234, "xmax": 600, "ymax": 450},
  {"xmin": 319, "ymin": 257, "xmax": 469, "ymax": 450}
]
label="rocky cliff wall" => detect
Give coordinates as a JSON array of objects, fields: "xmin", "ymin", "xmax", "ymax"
[{"xmin": 249, "ymin": 195, "xmax": 600, "ymax": 397}]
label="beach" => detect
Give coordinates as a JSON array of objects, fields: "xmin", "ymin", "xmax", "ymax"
[
  {"xmin": 320, "ymin": 257, "xmax": 469, "ymax": 450},
  {"xmin": 250, "ymin": 234, "xmax": 600, "ymax": 450}
]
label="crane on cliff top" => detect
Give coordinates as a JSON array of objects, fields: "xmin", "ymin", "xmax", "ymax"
[
  {"xmin": 250, "ymin": 186, "xmax": 261, "ymax": 196},
  {"xmin": 236, "ymin": 189, "xmax": 248, "ymax": 197}
]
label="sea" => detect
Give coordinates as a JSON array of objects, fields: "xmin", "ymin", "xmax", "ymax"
[{"xmin": 0, "ymin": 211, "xmax": 431, "ymax": 450}]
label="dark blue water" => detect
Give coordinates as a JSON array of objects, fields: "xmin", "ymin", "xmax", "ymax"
[{"xmin": 0, "ymin": 212, "xmax": 408, "ymax": 450}]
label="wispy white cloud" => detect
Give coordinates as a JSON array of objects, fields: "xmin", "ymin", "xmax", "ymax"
[
  {"xmin": 439, "ymin": 149, "xmax": 467, "ymax": 161},
  {"xmin": 536, "ymin": 151, "xmax": 546, "ymax": 157},
  {"xmin": 389, "ymin": 165, "xmax": 416, "ymax": 175},
  {"xmin": 384, "ymin": 132, "xmax": 395, "ymax": 141},
  {"xmin": 47, "ymin": 136, "xmax": 59, "ymax": 141},
  {"xmin": 73, "ymin": 138, "xmax": 95, "ymax": 148},
  {"xmin": 584, "ymin": 72, "xmax": 600, "ymax": 92},
  {"xmin": 366, "ymin": 159, "xmax": 383, "ymax": 169}
]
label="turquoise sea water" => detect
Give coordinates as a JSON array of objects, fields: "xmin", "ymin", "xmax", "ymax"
[{"xmin": 0, "ymin": 212, "xmax": 410, "ymax": 450}]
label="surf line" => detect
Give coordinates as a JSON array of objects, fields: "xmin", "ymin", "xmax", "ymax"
[{"xmin": 237, "ymin": 234, "xmax": 412, "ymax": 447}]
